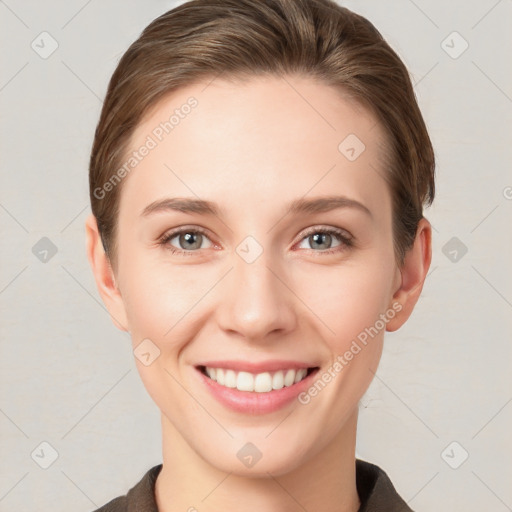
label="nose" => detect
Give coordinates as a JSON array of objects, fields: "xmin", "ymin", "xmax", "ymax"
[{"xmin": 215, "ymin": 249, "xmax": 297, "ymax": 343}]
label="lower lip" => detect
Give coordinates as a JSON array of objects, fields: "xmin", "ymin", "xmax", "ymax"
[{"xmin": 195, "ymin": 367, "xmax": 319, "ymax": 415}]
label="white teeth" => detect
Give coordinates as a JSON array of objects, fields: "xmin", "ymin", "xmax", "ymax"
[
  {"xmin": 203, "ymin": 366, "xmax": 311, "ymax": 393},
  {"xmin": 294, "ymin": 368, "xmax": 307, "ymax": 383},
  {"xmin": 237, "ymin": 371, "xmax": 254, "ymax": 392},
  {"xmin": 284, "ymin": 369, "xmax": 296, "ymax": 387},
  {"xmin": 224, "ymin": 369, "xmax": 237, "ymax": 388},
  {"xmin": 272, "ymin": 371, "xmax": 284, "ymax": 390},
  {"xmin": 254, "ymin": 372, "xmax": 272, "ymax": 392}
]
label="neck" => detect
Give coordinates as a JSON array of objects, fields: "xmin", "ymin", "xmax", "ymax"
[{"xmin": 155, "ymin": 409, "xmax": 361, "ymax": 512}]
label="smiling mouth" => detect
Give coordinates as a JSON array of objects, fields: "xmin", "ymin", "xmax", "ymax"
[{"xmin": 197, "ymin": 365, "xmax": 319, "ymax": 393}]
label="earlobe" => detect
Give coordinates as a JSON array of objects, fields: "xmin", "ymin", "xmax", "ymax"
[
  {"xmin": 85, "ymin": 213, "xmax": 130, "ymax": 332},
  {"xmin": 386, "ymin": 217, "xmax": 432, "ymax": 332}
]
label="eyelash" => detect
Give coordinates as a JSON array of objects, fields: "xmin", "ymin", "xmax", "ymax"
[{"xmin": 158, "ymin": 226, "xmax": 354, "ymax": 257}]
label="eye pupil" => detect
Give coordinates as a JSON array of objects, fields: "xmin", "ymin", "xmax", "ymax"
[
  {"xmin": 180, "ymin": 232, "xmax": 202, "ymax": 250},
  {"xmin": 310, "ymin": 232, "xmax": 331, "ymax": 250}
]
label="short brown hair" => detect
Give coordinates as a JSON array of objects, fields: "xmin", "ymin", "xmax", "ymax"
[{"xmin": 89, "ymin": 0, "xmax": 435, "ymax": 272}]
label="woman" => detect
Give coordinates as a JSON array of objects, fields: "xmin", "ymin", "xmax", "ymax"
[{"xmin": 86, "ymin": 0, "xmax": 435, "ymax": 510}]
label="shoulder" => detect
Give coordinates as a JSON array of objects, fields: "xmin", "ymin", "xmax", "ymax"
[
  {"xmin": 356, "ymin": 458, "xmax": 414, "ymax": 512},
  {"xmin": 91, "ymin": 495, "xmax": 127, "ymax": 512},
  {"xmin": 89, "ymin": 464, "xmax": 163, "ymax": 512}
]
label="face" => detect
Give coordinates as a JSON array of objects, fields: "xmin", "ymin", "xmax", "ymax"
[{"xmin": 100, "ymin": 75, "xmax": 405, "ymax": 476}]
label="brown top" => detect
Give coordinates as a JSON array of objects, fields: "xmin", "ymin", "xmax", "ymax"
[{"xmin": 92, "ymin": 459, "xmax": 414, "ymax": 512}]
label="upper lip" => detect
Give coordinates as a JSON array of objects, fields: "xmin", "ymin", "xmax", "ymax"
[{"xmin": 196, "ymin": 360, "xmax": 319, "ymax": 373}]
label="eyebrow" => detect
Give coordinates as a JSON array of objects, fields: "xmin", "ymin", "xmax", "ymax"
[{"xmin": 141, "ymin": 195, "xmax": 372, "ymax": 219}]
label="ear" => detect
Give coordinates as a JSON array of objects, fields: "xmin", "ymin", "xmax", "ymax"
[
  {"xmin": 386, "ymin": 217, "xmax": 432, "ymax": 332},
  {"xmin": 85, "ymin": 213, "xmax": 129, "ymax": 332}
]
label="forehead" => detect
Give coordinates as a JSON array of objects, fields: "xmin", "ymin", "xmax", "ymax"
[{"xmin": 119, "ymin": 74, "xmax": 391, "ymax": 221}]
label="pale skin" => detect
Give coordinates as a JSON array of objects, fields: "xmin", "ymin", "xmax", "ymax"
[{"xmin": 86, "ymin": 75, "xmax": 431, "ymax": 512}]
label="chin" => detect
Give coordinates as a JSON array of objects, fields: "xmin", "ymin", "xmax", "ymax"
[{"xmin": 194, "ymin": 433, "xmax": 311, "ymax": 478}]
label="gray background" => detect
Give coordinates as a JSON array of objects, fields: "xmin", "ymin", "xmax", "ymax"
[{"xmin": 1, "ymin": 0, "xmax": 511, "ymax": 510}]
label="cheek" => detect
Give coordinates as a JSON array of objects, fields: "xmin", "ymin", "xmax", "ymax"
[
  {"xmin": 296, "ymin": 260, "xmax": 394, "ymax": 351},
  {"xmin": 118, "ymin": 261, "xmax": 199, "ymax": 406},
  {"xmin": 117, "ymin": 244, "xmax": 198, "ymax": 335},
  {"xmin": 119, "ymin": 256, "xmax": 217, "ymax": 376}
]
